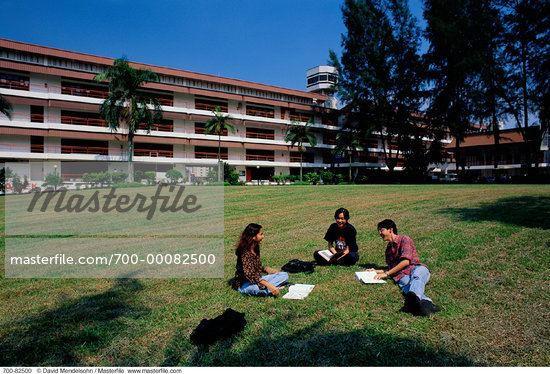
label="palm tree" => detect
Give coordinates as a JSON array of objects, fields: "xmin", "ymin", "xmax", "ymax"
[
  {"xmin": 204, "ymin": 106, "xmax": 236, "ymax": 181},
  {"xmin": 335, "ymin": 130, "xmax": 363, "ymax": 183},
  {"xmin": 0, "ymin": 94, "xmax": 13, "ymax": 119},
  {"xmin": 285, "ymin": 119, "xmax": 318, "ymax": 182},
  {"xmin": 94, "ymin": 57, "xmax": 163, "ymax": 181}
]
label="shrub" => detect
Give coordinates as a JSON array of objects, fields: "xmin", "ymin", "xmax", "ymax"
[
  {"xmin": 165, "ymin": 169, "xmax": 183, "ymax": 184},
  {"xmin": 292, "ymin": 181, "xmax": 310, "ymax": 185},
  {"xmin": 112, "ymin": 182, "xmax": 145, "ymax": 188},
  {"xmin": 320, "ymin": 170, "xmax": 334, "ymax": 184},
  {"xmin": 333, "ymin": 173, "xmax": 345, "ymax": 184},
  {"xmin": 111, "ymin": 171, "xmax": 128, "ymax": 184},
  {"xmin": 207, "ymin": 169, "xmax": 218, "ymax": 183},
  {"xmin": 272, "ymin": 175, "xmax": 284, "ymax": 185},
  {"xmin": 42, "ymin": 172, "xmax": 64, "ymax": 190},
  {"xmin": 97, "ymin": 171, "xmax": 111, "ymax": 186},
  {"xmin": 134, "ymin": 170, "xmax": 144, "ymax": 182},
  {"xmin": 144, "ymin": 171, "xmax": 156, "ymax": 185},
  {"xmin": 227, "ymin": 171, "xmax": 240, "ymax": 185},
  {"xmin": 304, "ymin": 172, "xmax": 320, "ymax": 185}
]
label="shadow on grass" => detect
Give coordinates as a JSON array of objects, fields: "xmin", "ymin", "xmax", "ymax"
[
  {"xmin": 439, "ymin": 196, "xmax": 550, "ymax": 230},
  {"xmin": 0, "ymin": 278, "xmax": 148, "ymax": 366},
  {"xmin": 163, "ymin": 321, "xmax": 474, "ymax": 366}
]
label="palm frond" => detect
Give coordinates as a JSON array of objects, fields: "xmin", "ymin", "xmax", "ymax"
[{"xmin": 0, "ymin": 94, "xmax": 13, "ymax": 120}]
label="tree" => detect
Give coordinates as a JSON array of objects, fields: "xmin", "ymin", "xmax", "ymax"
[
  {"xmin": 330, "ymin": 0, "xmax": 425, "ymax": 174},
  {"xmin": 335, "ymin": 129, "xmax": 363, "ymax": 183},
  {"xmin": 500, "ymin": 0, "xmax": 549, "ymax": 174},
  {"xmin": 285, "ymin": 119, "xmax": 318, "ymax": 181},
  {"xmin": 0, "ymin": 94, "xmax": 12, "ymax": 119},
  {"xmin": 204, "ymin": 106, "xmax": 236, "ymax": 181},
  {"xmin": 468, "ymin": 0, "xmax": 508, "ymax": 170},
  {"xmin": 424, "ymin": 0, "xmax": 483, "ymax": 177},
  {"xmin": 94, "ymin": 57, "xmax": 163, "ymax": 181},
  {"xmin": 42, "ymin": 172, "xmax": 64, "ymax": 191}
]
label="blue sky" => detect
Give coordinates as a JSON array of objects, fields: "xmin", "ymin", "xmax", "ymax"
[{"xmin": 2, "ymin": 0, "xmax": 425, "ymax": 91}]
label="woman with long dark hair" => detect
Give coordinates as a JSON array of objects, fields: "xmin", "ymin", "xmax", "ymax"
[{"xmin": 234, "ymin": 223, "xmax": 288, "ymax": 296}]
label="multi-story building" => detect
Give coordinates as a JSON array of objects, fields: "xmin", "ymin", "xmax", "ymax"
[
  {"xmin": 1, "ymin": 39, "xmax": 457, "ymax": 190},
  {"xmin": 0, "ymin": 39, "xmax": 392, "ymax": 189},
  {"xmin": 446, "ymin": 126, "xmax": 549, "ymax": 180}
]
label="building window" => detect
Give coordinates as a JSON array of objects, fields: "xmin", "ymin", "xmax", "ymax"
[
  {"xmin": 246, "ymin": 149, "xmax": 274, "ymax": 161},
  {"xmin": 246, "ymin": 105, "xmax": 275, "ymax": 119},
  {"xmin": 61, "ymin": 81, "xmax": 107, "ymax": 99},
  {"xmin": 30, "ymin": 136, "xmax": 44, "ymax": 153},
  {"xmin": 31, "ymin": 106, "xmax": 44, "ymax": 123},
  {"xmin": 195, "ymin": 97, "xmax": 228, "ymax": 112},
  {"xmin": 134, "ymin": 143, "xmax": 174, "ymax": 158},
  {"xmin": 0, "ymin": 72, "xmax": 29, "ymax": 91}
]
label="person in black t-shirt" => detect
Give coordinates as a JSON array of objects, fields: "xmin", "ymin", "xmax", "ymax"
[{"xmin": 313, "ymin": 208, "xmax": 359, "ymax": 266}]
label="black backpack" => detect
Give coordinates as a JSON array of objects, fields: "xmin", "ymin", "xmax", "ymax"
[
  {"xmin": 281, "ymin": 259, "xmax": 316, "ymax": 274},
  {"xmin": 190, "ymin": 308, "xmax": 246, "ymax": 345}
]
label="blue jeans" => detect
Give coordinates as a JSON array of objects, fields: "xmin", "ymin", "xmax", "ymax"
[
  {"xmin": 397, "ymin": 265, "xmax": 432, "ymax": 301},
  {"xmin": 238, "ymin": 272, "xmax": 289, "ymax": 296}
]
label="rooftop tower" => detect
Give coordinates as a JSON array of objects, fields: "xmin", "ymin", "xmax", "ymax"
[{"xmin": 306, "ymin": 65, "xmax": 338, "ymax": 109}]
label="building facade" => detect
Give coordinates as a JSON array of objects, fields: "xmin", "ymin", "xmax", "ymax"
[
  {"xmin": 0, "ymin": 39, "xmax": 395, "ymax": 189},
  {"xmin": 446, "ymin": 126, "xmax": 549, "ymax": 181},
  {"xmin": 1, "ymin": 39, "xmax": 459, "ymax": 191}
]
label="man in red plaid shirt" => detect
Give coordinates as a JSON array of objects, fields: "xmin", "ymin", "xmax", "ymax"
[{"xmin": 367, "ymin": 219, "xmax": 440, "ymax": 316}]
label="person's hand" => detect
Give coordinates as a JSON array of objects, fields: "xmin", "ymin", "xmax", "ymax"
[
  {"xmin": 329, "ymin": 250, "xmax": 345, "ymax": 263},
  {"xmin": 374, "ymin": 272, "xmax": 388, "ymax": 280},
  {"xmin": 269, "ymin": 286, "xmax": 280, "ymax": 296}
]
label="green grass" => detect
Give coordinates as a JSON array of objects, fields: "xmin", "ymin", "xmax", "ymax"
[{"xmin": 0, "ymin": 185, "xmax": 549, "ymax": 366}]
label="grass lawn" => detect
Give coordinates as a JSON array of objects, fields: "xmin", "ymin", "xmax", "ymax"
[{"xmin": 0, "ymin": 184, "xmax": 549, "ymax": 366}]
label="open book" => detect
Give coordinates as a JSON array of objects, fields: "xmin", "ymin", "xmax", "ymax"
[
  {"xmin": 282, "ymin": 284, "xmax": 315, "ymax": 299},
  {"xmin": 355, "ymin": 271, "xmax": 386, "ymax": 284},
  {"xmin": 317, "ymin": 249, "xmax": 335, "ymax": 262}
]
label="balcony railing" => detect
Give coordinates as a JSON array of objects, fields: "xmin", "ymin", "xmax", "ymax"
[
  {"xmin": 0, "ymin": 79, "xmax": 30, "ymax": 91},
  {"xmin": 195, "ymin": 102, "xmax": 228, "ymax": 112},
  {"xmin": 0, "ymin": 142, "xmax": 340, "ymax": 164},
  {"xmin": 246, "ymin": 108, "xmax": 275, "ymax": 118},
  {"xmin": 61, "ymin": 85, "xmax": 108, "ymax": 99},
  {"xmin": 1, "ymin": 78, "xmax": 320, "ymax": 123},
  {"xmin": 195, "ymin": 151, "xmax": 228, "ymax": 160},
  {"xmin": 246, "ymin": 154, "xmax": 275, "ymax": 162},
  {"xmin": 246, "ymin": 131, "xmax": 279, "ymax": 141},
  {"xmin": 61, "ymin": 115, "xmax": 105, "ymax": 127},
  {"xmin": 134, "ymin": 149, "xmax": 174, "ymax": 157}
]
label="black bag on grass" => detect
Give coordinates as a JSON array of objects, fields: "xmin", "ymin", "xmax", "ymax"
[
  {"xmin": 190, "ymin": 308, "xmax": 246, "ymax": 345},
  {"xmin": 281, "ymin": 259, "xmax": 316, "ymax": 274}
]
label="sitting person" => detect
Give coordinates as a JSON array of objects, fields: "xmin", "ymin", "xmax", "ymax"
[
  {"xmin": 234, "ymin": 223, "xmax": 288, "ymax": 296},
  {"xmin": 313, "ymin": 208, "xmax": 359, "ymax": 266},
  {"xmin": 367, "ymin": 219, "xmax": 441, "ymax": 316}
]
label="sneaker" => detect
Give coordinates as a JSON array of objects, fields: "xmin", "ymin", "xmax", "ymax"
[
  {"xmin": 404, "ymin": 292, "xmax": 421, "ymax": 315},
  {"xmin": 418, "ymin": 299, "xmax": 441, "ymax": 316}
]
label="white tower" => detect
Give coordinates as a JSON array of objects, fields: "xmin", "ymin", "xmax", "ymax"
[{"xmin": 306, "ymin": 65, "xmax": 338, "ymax": 109}]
